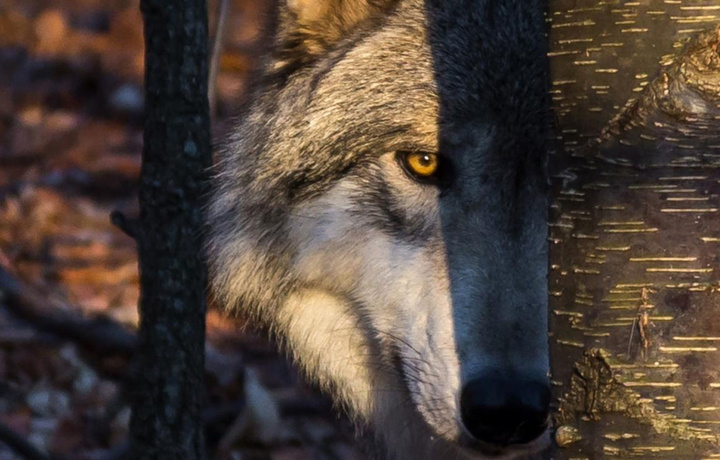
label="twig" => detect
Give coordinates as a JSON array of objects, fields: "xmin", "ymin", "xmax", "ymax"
[
  {"xmin": 0, "ymin": 266, "xmax": 137, "ymax": 355},
  {"xmin": 0, "ymin": 422, "xmax": 52, "ymax": 460},
  {"xmin": 216, "ymin": 408, "xmax": 250, "ymax": 454},
  {"xmin": 110, "ymin": 211, "xmax": 139, "ymax": 241},
  {"xmin": 209, "ymin": 0, "xmax": 231, "ymax": 117},
  {"xmin": 0, "ymin": 264, "xmax": 240, "ymax": 381}
]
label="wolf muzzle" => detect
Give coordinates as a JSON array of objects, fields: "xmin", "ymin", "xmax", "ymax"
[{"xmin": 460, "ymin": 375, "xmax": 550, "ymax": 447}]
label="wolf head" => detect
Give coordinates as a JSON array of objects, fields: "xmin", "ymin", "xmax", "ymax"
[{"xmin": 208, "ymin": 0, "xmax": 551, "ymax": 458}]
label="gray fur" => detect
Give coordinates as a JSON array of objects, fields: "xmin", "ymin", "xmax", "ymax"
[{"xmin": 207, "ymin": 1, "xmax": 552, "ymax": 458}]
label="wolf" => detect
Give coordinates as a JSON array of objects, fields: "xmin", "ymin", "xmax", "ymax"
[{"xmin": 206, "ymin": 0, "xmax": 552, "ymax": 458}]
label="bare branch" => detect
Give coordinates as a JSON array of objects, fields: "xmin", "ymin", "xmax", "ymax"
[
  {"xmin": 0, "ymin": 266, "xmax": 137, "ymax": 355},
  {"xmin": 209, "ymin": 0, "xmax": 231, "ymax": 117},
  {"xmin": 110, "ymin": 211, "xmax": 139, "ymax": 241},
  {"xmin": 0, "ymin": 422, "xmax": 53, "ymax": 460}
]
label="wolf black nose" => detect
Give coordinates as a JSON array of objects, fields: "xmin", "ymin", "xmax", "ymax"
[{"xmin": 460, "ymin": 377, "xmax": 550, "ymax": 446}]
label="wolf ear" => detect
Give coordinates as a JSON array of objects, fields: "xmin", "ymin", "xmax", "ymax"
[{"xmin": 276, "ymin": 0, "xmax": 394, "ymax": 61}]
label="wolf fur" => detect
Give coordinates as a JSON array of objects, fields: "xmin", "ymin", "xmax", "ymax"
[{"xmin": 207, "ymin": 0, "xmax": 552, "ymax": 458}]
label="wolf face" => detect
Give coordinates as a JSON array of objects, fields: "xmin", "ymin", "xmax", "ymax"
[{"xmin": 207, "ymin": 1, "xmax": 552, "ymax": 458}]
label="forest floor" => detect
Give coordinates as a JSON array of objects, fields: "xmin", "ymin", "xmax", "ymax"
[{"xmin": 0, "ymin": 0, "xmax": 362, "ymax": 459}]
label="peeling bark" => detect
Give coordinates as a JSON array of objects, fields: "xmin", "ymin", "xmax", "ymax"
[{"xmin": 548, "ymin": 1, "xmax": 720, "ymax": 458}]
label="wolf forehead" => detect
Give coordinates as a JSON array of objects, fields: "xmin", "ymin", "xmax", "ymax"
[
  {"xmin": 220, "ymin": 0, "xmax": 549, "ymax": 202},
  {"xmin": 273, "ymin": 0, "xmax": 550, "ymax": 136}
]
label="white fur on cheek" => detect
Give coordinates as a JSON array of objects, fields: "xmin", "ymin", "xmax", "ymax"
[
  {"xmin": 277, "ymin": 289, "xmax": 382, "ymax": 420},
  {"xmin": 352, "ymin": 236, "xmax": 462, "ymax": 441},
  {"xmin": 288, "ymin": 178, "xmax": 464, "ymax": 443}
]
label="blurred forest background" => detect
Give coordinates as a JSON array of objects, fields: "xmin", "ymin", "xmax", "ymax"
[
  {"xmin": 0, "ymin": 1, "xmax": 362, "ymax": 459},
  {"xmin": 2, "ymin": 0, "xmax": 720, "ymax": 459}
]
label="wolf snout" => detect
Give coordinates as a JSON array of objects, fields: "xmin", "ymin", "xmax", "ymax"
[{"xmin": 459, "ymin": 376, "xmax": 550, "ymax": 447}]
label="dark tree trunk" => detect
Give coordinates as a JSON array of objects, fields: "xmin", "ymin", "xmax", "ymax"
[
  {"xmin": 126, "ymin": 0, "xmax": 211, "ymax": 459},
  {"xmin": 548, "ymin": 1, "xmax": 720, "ymax": 458}
]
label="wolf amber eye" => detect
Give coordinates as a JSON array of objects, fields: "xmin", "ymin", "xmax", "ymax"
[{"xmin": 402, "ymin": 152, "xmax": 439, "ymax": 179}]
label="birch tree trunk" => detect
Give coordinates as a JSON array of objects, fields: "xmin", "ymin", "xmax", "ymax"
[
  {"xmin": 126, "ymin": 0, "xmax": 211, "ymax": 458},
  {"xmin": 548, "ymin": 1, "xmax": 720, "ymax": 458}
]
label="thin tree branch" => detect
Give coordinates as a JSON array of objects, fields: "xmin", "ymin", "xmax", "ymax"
[
  {"xmin": 110, "ymin": 211, "xmax": 140, "ymax": 241},
  {"xmin": 0, "ymin": 422, "xmax": 52, "ymax": 460},
  {"xmin": 0, "ymin": 264, "xmax": 241, "ymax": 381},
  {"xmin": 0, "ymin": 266, "xmax": 137, "ymax": 355},
  {"xmin": 209, "ymin": 0, "xmax": 231, "ymax": 117}
]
